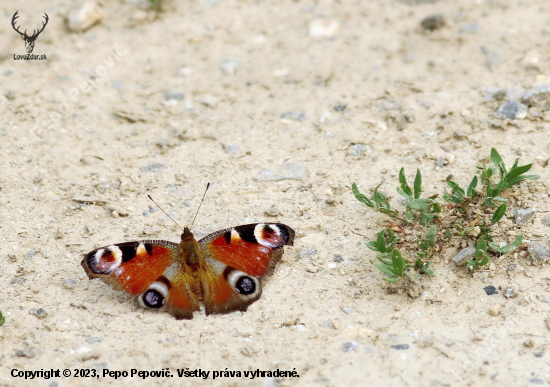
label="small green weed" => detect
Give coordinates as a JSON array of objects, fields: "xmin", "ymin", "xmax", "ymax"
[
  {"xmin": 352, "ymin": 148, "xmax": 539, "ymax": 283},
  {"xmin": 0, "ymin": 311, "xmax": 5, "ymax": 326}
]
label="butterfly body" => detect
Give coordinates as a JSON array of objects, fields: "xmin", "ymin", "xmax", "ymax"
[{"xmin": 82, "ymin": 223, "xmax": 294, "ymax": 319}]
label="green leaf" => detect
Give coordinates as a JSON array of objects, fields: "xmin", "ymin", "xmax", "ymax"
[
  {"xmin": 467, "ymin": 175, "xmax": 478, "ymax": 197},
  {"xmin": 476, "ymin": 238, "xmax": 488, "ymax": 256},
  {"xmin": 481, "ymin": 165, "xmax": 497, "ymax": 180},
  {"xmin": 377, "ymin": 230, "xmax": 386, "ymax": 253},
  {"xmin": 492, "ymin": 203, "xmax": 507, "ymax": 224},
  {"xmin": 373, "ymin": 182, "xmax": 391, "ymax": 210},
  {"xmin": 449, "ymin": 195, "xmax": 463, "ymax": 204},
  {"xmin": 0, "ymin": 311, "xmax": 4, "ymax": 327},
  {"xmin": 391, "ymin": 249, "xmax": 405, "ymax": 276},
  {"xmin": 375, "ymin": 263, "xmax": 398, "ymax": 277},
  {"xmin": 379, "ymin": 208, "xmax": 399, "ymax": 218},
  {"xmin": 425, "ymin": 225, "xmax": 437, "ymax": 247},
  {"xmin": 413, "ymin": 169, "xmax": 422, "ymax": 199},
  {"xmin": 366, "ymin": 241, "xmax": 380, "ymax": 252},
  {"xmin": 445, "ymin": 229, "xmax": 452, "ymax": 239},
  {"xmin": 407, "ymin": 198, "xmax": 432, "ymax": 210},
  {"xmin": 383, "ymin": 277, "xmax": 400, "ymax": 283},
  {"xmin": 398, "ymin": 168, "xmax": 413, "ymax": 199},
  {"xmin": 504, "ymin": 163, "xmax": 532, "ymax": 182},
  {"xmin": 432, "ymin": 202, "xmax": 442, "ymax": 213},
  {"xmin": 489, "ymin": 235, "xmax": 523, "ymax": 254},
  {"xmin": 351, "ymin": 183, "xmax": 374, "ymax": 208},
  {"xmin": 491, "ymin": 148, "xmax": 506, "ymax": 177},
  {"xmin": 421, "ymin": 212, "xmax": 434, "ymax": 227},
  {"xmin": 420, "ymin": 262, "xmax": 435, "ymax": 276},
  {"xmin": 447, "ymin": 181, "xmax": 465, "ymax": 199},
  {"xmin": 502, "ymin": 174, "xmax": 540, "ymax": 189}
]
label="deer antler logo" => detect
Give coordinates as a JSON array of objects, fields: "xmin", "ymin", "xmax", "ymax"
[{"xmin": 12, "ymin": 11, "xmax": 49, "ymax": 54}]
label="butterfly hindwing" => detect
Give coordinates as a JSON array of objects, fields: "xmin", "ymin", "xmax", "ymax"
[
  {"xmin": 198, "ymin": 223, "xmax": 295, "ymax": 315},
  {"xmin": 81, "ymin": 240, "xmax": 200, "ymax": 318}
]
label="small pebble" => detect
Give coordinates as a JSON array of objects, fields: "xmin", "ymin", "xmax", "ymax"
[
  {"xmin": 534, "ymin": 352, "xmax": 544, "ymax": 358},
  {"xmin": 452, "ymin": 247, "xmax": 476, "ymax": 264},
  {"xmin": 264, "ymin": 206, "xmax": 280, "ymax": 217},
  {"xmin": 541, "ymin": 216, "xmax": 550, "ymax": 228},
  {"xmin": 164, "ymin": 90, "xmax": 185, "ymax": 101},
  {"xmin": 200, "ymin": 95, "xmax": 219, "ymax": 108},
  {"xmin": 527, "ymin": 241, "xmax": 550, "ymax": 261},
  {"xmin": 140, "ymin": 163, "xmax": 166, "ymax": 173},
  {"xmin": 524, "ymin": 339, "xmax": 535, "ymax": 348},
  {"xmin": 332, "ymin": 104, "xmax": 347, "ymax": 112},
  {"xmin": 309, "ymin": 19, "xmax": 339, "ymax": 38},
  {"xmin": 494, "ymin": 100, "xmax": 527, "ymax": 120},
  {"xmin": 63, "ymin": 279, "xmax": 78, "ymax": 289},
  {"xmin": 333, "ymin": 254, "xmax": 343, "ymax": 263},
  {"xmin": 220, "ymin": 59, "xmax": 240, "ymax": 75},
  {"xmin": 111, "ymin": 210, "xmax": 119, "ymax": 218},
  {"xmin": 348, "ymin": 144, "xmax": 372, "ymax": 157},
  {"xmin": 342, "ymin": 341, "xmax": 359, "ymax": 352},
  {"xmin": 484, "ymin": 86, "xmax": 505, "ymax": 101},
  {"xmin": 513, "ymin": 207, "xmax": 536, "ymax": 225},
  {"xmin": 30, "ymin": 308, "xmax": 48, "ymax": 319},
  {"xmin": 67, "ymin": 2, "xmax": 103, "ymax": 32},
  {"xmin": 484, "ymin": 285, "xmax": 498, "ymax": 296},
  {"xmin": 390, "ymin": 344, "xmax": 409, "ymax": 350},
  {"xmin": 86, "ymin": 337, "xmax": 103, "ymax": 344},
  {"xmin": 76, "ymin": 346, "xmax": 100, "ymax": 361},
  {"xmin": 522, "ymin": 84, "xmax": 550, "ymax": 106},
  {"xmin": 420, "ymin": 15, "xmax": 445, "ymax": 31},
  {"xmin": 280, "ymin": 111, "xmax": 306, "ymax": 122},
  {"xmin": 488, "ymin": 304, "xmax": 502, "ymax": 316},
  {"xmin": 530, "ymin": 379, "xmax": 544, "ymax": 385},
  {"xmin": 299, "ymin": 247, "xmax": 318, "ymax": 259},
  {"xmin": 459, "ymin": 22, "xmax": 479, "ymax": 34},
  {"xmin": 256, "ymin": 163, "xmax": 307, "ymax": 181},
  {"xmin": 503, "ymin": 285, "xmax": 518, "ymax": 299},
  {"xmin": 342, "ymin": 308, "xmax": 356, "ymax": 315},
  {"xmin": 224, "ymin": 145, "xmax": 239, "ymax": 153},
  {"xmin": 15, "ymin": 348, "xmax": 35, "ymax": 358}
]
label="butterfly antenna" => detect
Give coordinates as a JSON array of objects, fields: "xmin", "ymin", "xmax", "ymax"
[
  {"xmin": 190, "ymin": 182, "xmax": 210, "ymax": 230},
  {"xmin": 147, "ymin": 195, "xmax": 185, "ymax": 232}
]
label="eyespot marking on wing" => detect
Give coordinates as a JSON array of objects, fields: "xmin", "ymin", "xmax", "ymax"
[
  {"xmin": 254, "ymin": 224, "xmax": 289, "ymax": 248},
  {"xmin": 138, "ymin": 278, "xmax": 170, "ymax": 309},
  {"xmin": 87, "ymin": 246, "xmax": 123, "ymax": 274}
]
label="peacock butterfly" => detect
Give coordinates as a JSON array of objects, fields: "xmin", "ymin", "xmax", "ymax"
[{"xmin": 81, "ymin": 195, "xmax": 295, "ymax": 319}]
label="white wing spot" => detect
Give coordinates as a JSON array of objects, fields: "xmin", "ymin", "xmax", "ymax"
[
  {"xmin": 231, "ymin": 229, "xmax": 242, "ymax": 243},
  {"xmin": 254, "ymin": 224, "xmax": 281, "ymax": 248},
  {"xmin": 136, "ymin": 243, "xmax": 146, "ymax": 255}
]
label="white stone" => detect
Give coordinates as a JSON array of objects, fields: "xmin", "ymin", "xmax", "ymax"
[
  {"xmin": 67, "ymin": 2, "xmax": 103, "ymax": 32},
  {"xmin": 309, "ymin": 19, "xmax": 339, "ymax": 38}
]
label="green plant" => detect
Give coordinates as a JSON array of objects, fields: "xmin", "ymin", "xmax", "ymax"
[
  {"xmin": 352, "ymin": 148, "xmax": 539, "ymax": 283},
  {"xmin": 0, "ymin": 311, "xmax": 5, "ymax": 326}
]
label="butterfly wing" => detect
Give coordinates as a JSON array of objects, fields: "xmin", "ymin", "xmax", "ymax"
[
  {"xmin": 198, "ymin": 223, "xmax": 295, "ymax": 315},
  {"xmin": 81, "ymin": 240, "xmax": 200, "ymax": 319}
]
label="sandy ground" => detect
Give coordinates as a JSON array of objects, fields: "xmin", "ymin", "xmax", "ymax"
[{"xmin": 1, "ymin": 0, "xmax": 550, "ymax": 386}]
